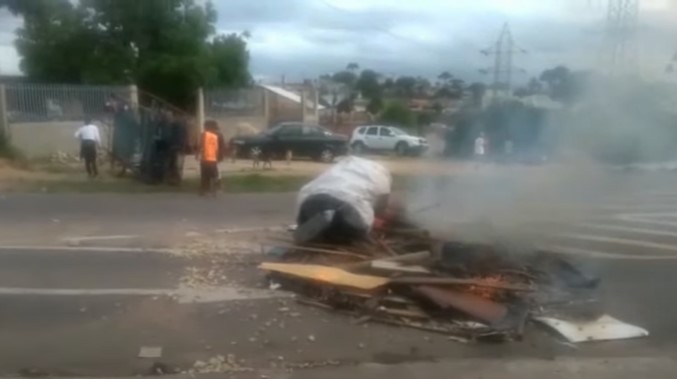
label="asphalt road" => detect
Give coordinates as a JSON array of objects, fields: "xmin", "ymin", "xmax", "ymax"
[{"xmin": 2, "ymin": 170, "xmax": 677, "ymax": 377}]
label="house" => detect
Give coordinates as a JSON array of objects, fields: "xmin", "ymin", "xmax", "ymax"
[{"xmin": 259, "ymin": 84, "xmax": 324, "ymax": 126}]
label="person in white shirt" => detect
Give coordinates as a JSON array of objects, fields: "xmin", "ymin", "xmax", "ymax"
[
  {"xmin": 74, "ymin": 118, "xmax": 101, "ymax": 177},
  {"xmin": 474, "ymin": 132, "xmax": 487, "ymax": 158}
]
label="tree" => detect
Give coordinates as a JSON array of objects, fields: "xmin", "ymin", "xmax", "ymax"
[
  {"xmin": 356, "ymin": 69, "xmax": 381, "ymax": 99},
  {"xmin": 1, "ymin": 0, "xmax": 251, "ymax": 108},
  {"xmin": 438, "ymin": 71, "xmax": 452, "ymax": 84},
  {"xmin": 379, "ymin": 101, "xmax": 415, "ymax": 127},
  {"xmin": 366, "ymin": 96, "xmax": 384, "ymax": 115},
  {"xmin": 346, "ymin": 62, "xmax": 360, "ymax": 72},
  {"xmin": 467, "ymin": 82, "xmax": 487, "ymax": 108},
  {"xmin": 539, "ymin": 65, "xmax": 587, "ymax": 105},
  {"xmin": 1, "ymin": 0, "xmax": 92, "ymax": 83},
  {"xmin": 208, "ymin": 32, "xmax": 252, "ymax": 88},
  {"xmin": 434, "ymin": 87, "xmax": 454, "ymax": 99},
  {"xmin": 513, "ymin": 87, "xmax": 530, "ymax": 98},
  {"xmin": 451, "ymin": 79, "xmax": 465, "ymax": 98},
  {"xmin": 394, "ymin": 76, "xmax": 417, "ymax": 98},
  {"xmin": 336, "ymin": 93, "xmax": 357, "ymax": 114},
  {"xmin": 332, "ymin": 71, "xmax": 358, "ymax": 87},
  {"xmin": 539, "ymin": 66, "xmax": 570, "ymax": 92},
  {"xmin": 527, "ymin": 77, "xmax": 543, "ymax": 93},
  {"xmin": 414, "ymin": 77, "xmax": 431, "ymax": 97}
]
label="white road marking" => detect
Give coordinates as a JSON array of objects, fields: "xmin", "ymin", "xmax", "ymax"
[
  {"xmin": 617, "ymin": 212, "xmax": 677, "ymax": 228},
  {"xmin": 576, "ymin": 223, "xmax": 677, "ymax": 238},
  {"xmin": 213, "ymin": 226, "xmax": 285, "ymax": 234},
  {"xmin": 595, "ymin": 204, "xmax": 677, "ymax": 211},
  {"xmin": 543, "ymin": 245, "xmax": 677, "ymax": 260},
  {"xmin": 0, "ymin": 245, "xmax": 179, "ymax": 254},
  {"xmin": 0, "ymin": 286, "xmax": 287, "ymax": 303},
  {"xmin": 553, "ymin": 233, "xmax": 677, "ymax": 252},
  {"xmin": 63, "ymin": 235, "xmax": 139, "ymax": 243}
]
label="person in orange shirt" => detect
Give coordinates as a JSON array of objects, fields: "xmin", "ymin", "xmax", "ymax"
[{"xmin": 196, "ymin": 120, "xmax": 226, "ymax": 196}]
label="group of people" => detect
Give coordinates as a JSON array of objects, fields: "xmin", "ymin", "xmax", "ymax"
[
  {"xmin": 74, "ymin": 117, "xmax": 228, "ymax": 196},
  {"xmin": 473, "ymin": 132, "xmax": 514, "ymax": 165}
]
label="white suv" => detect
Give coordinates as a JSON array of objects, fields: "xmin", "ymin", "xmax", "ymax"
[{"xmin": 350, "ymin": 125, "xmax": 428, "ymax": 156}]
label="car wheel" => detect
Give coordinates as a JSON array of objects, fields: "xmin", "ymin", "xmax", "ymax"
[
  {"xmin": 318, "ymin": 148, "xmax": 335, "ymax": 163},
  {"xmin": 352, "ymin": 142, "xmax": 366, "ymax": 155},
  {"xmin": 395, "ymin": 142, "xmax": 409, "ymax": 156}
]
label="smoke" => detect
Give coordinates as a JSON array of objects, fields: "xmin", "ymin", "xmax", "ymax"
[{"xmin": 406, "ymin": 70, "xmax": 677, "ymax": 247}]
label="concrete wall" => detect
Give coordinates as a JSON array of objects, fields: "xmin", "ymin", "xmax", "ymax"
[
  {"xmin": 207, "ymin": 115, "xmax": 268, "ymax": 139},
  {"xmin": 9, "ymin": 121, "xmax": 112, "ymax": 157},
  {"xmin": 268, "ymin": 93, "xmax": 303, "ymax": 126}
]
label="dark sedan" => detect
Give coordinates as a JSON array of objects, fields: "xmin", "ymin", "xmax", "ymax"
[{"xmin": 231, "ymin": 122, "xmax": 348, "ymax": 163}]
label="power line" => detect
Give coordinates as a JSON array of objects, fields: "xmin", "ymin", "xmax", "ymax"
[{"xmin": 603, "ymin": 0, "xmax": 640, "ymax": 76}]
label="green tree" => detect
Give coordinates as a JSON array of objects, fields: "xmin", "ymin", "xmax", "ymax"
[
  {"xmin": 438, "ymin": 71, "xmax": 452, "ymax": 83},
  {"xmin": 394, "ymin": 76, "xmax": 417, "ymax": 98},
  {"xmin": 332, "ymin": 71, "xmax": 358, "ymax": 87},
  {"xmin": 208, "ymin": 32, "xmax": 252, "ymax": 88},
  {"xmin": 356, "ymin": 69, "xmax": 381, "ymax": 99},
  {"xmin": 467, "ymin": 82, "xmax": 487, "ymax": 108},
  {"xmin": 346, "ymin": 62, "xmax": 360, "ymax": 72},
  {"xmin": 1, "ymin": 0, "xmax": 251, "ymax": 108},
  {"xmin": 379, "ymin": 101, "xmax": 415, "ymax": 127},
  {"xmin": 451, "ymin": 79, "xmax": 465, "ymax": 96},
  {"xmin": 366, "ymin": 96, "xmax": 384, "ymax": 115}
]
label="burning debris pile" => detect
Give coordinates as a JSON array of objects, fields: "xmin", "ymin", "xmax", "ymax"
[
  {"xmin": 261, "ymin": 225, "xmax": 609, "ymax": 342},
  {"xmin": 259, "ymin": 157, "xmax": 648, "ymax": 343}
]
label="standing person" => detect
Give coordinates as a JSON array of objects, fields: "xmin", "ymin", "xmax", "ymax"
[
  {"xmin": 474, "ymin": 132, "xmax": 487, "ymax": 168},
  {"xmin": 504, "ymin": 138, "xmax": 513, "ymax": 163},
  {"xmin": 74, "ymin": 118, "xmax": 101, "ymax": 178},
  {"xmin": 196, "ymin": 120, "xmax": 226, "ymax": 196}
]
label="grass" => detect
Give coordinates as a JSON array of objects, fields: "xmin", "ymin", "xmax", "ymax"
[
  {"xmin": 0, "ymin": 138, "xmax": 30, "ymax": 169},
  {"xmin": 1, "ymin": 172, "xmax": 433, "ymax": 194},
  {"xmin": 3, "ymin": 174, "xmax": 316, "ymax": 194}
]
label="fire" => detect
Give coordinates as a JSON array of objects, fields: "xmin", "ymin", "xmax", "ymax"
[{"xmin": 465, "ymin": 275, "xmax": 509, "ymax": 300}]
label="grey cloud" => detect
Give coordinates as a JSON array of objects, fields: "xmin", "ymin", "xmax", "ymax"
[
  {"xmin": 212, "ymin": 0, "xmax": 308, "ymax": 25},
  {"xmin": 3, "ymin": 1, "xmax": 677, "ymax": 81}
]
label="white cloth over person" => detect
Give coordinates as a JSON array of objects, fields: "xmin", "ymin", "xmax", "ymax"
[{"xmin": 296, "ymin": 156, "xmax": 392, "ymax": 231}]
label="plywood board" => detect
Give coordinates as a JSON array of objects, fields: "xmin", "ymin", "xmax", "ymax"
[{"xmin": 259, "ymin": 263, "xmax": 389, "ymax": 290}]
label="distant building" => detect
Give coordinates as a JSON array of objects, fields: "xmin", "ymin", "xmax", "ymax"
[{"xmin": 258, "ymin": 84, "xmax": 324, "ymax": 126}]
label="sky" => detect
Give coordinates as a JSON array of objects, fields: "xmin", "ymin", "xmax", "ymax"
[{"xmin": 1, "ymin": 0, "xmax": 676, "ymax": 83}]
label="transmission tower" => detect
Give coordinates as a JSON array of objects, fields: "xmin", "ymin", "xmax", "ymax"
[
  {"xmin": 603, "ymin": 0, "xmax": 640, "ymax": 75},
  {"xmin": 666, "ymin": 51, "xmax": 677, "ymax": 74},
  {"xmin": 480, "ymin": 23, "xmax": 527, "ymax": 98}
]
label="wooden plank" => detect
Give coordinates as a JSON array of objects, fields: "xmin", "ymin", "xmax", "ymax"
[
  {"xmin": 274, "ymin": 244, "xmax": 368, "ymax": 259},
  {"xmin": 391, "ymin": 277, "xmax": 534, "ymax": 292},
  {"xmin": 370, "ymin": 260, "xmax": 431, "ymax": 274},
  {"xmin": 259, "ymin": 262, "xmax": 390, "ymax": 290}
]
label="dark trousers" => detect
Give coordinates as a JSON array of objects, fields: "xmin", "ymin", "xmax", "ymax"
[
  {"xmin": 80, "ymin": 140, "xmax": 98, "ymax": 177},
  {"xmin": 200, "ymin": 161, "xmax": 218, "ymax": 195},
  {"xmin": 296, "ymin": 193, "xmax": 368, "ymax": 243}
]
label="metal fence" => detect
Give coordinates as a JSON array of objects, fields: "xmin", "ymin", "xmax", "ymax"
[
  {"xmin": 204, "ymin": 88, "xmax": 264, "ymax": 117},
  {"xmin": 4, "ymin": 83, "xmax": 130, "ymax": 123}
]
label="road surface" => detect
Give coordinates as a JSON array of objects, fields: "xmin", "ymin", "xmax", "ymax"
[{"xmin": 1, "ymin": 170, "xmax": 677, "ymax": 377}]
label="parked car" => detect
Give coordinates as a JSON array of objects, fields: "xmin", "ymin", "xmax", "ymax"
[
  {"xmin": 350, "ymin": 125, "xmax": 428, "ymax": 156},
  {"xmin": 231, "ymin": 122, "xmax": 348, "ymax": 163}
]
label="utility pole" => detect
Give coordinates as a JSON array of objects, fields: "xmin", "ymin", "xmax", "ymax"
[
  {"xmin": 603, "ymin": 0, "xmax": 640, "ymax": 76},
  {"xmin": 480, "ymin": 23, "xmax": 526, "ymax": 99}
]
